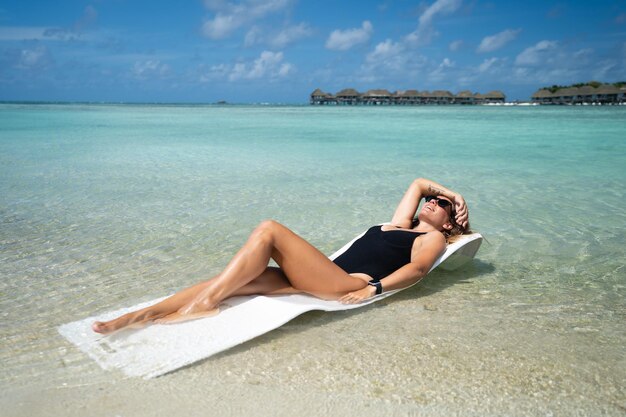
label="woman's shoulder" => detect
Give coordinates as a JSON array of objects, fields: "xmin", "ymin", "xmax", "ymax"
[{"xmin": 414, "ymin": 230, "xmax": 446, "ymax": 250}]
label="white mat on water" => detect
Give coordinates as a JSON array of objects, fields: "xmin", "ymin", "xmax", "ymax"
[{"xmin": 59, "ymin": 229, "xmax": 482, "ymax": 378}]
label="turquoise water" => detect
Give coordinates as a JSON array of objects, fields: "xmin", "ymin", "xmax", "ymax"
[{"xmin": 1, "ymin": 104, "xmax": 625, "ymax": 415}]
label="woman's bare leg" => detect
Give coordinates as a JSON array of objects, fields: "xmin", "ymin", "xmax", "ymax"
[
  {"xmin": 93, "ymin": 220, "xmax": 364, "ymax": 333},
  {"xmin": 176, "ymin": 220, "xmax": 366, "ymax": 316},
  {"xmin": 91, "ymin": 267, "xmax": 298, "ymax": 334}
]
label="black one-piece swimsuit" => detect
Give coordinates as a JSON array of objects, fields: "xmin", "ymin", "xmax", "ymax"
[{"xmin": 332, "ymin": 225, "xmax": 425, "ymax": 282}]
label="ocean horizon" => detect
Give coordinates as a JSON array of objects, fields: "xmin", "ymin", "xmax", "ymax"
[{"xmin": 1, "ymin": 103, "xmax": 624, "ymax": 416}]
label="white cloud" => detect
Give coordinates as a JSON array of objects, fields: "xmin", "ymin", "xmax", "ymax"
[
  {"xmin": 441, "ymin": 57, "xmax": 454, "ymax": 67},
  {"xmin": 515, "ymin": 40, "xmax": 558, "ymax": 66},
  {"xmin": 477, "ymin": 29, "xmax": 520, "ymax": 53},
  {"xmin": 573, "ymin": 48, "xmax": 593, "ymax": 63},
  {"xmin": 0, "ymin": 7, "xmax": 98, "ymax": 42},
  {"xmin": 228, "ymin": 50, "xmax": 293, "ymax": 81},
  {"xmin": 478, "ymin": 57, "xmax": 498, "ymax": 72},
  {"xmin": 358, "ymin": 14, "xmax": 472, "ymax": 85},
  {"xmin": 269, "ymin": 23, "xmax": 312, "ymax": 48},
  {"xmin": 362, "ymin": 39, "xmax": 407, "ymax": 76},
  {"xmin": 325, "ymin": 21, "xmax": 372, "ymax": 51},
  {"xmin": 449, "ymin": 39, "xmax": 463, "ymax": 51},
  {"xmin": 245, "ymin": 23, "xmax": 312, "ymax": 48},
  {"xmin": 243, "ymin": 26, "xmax": 262, "ymax": 47},
  {"xmin": 203, "ymin": 14, "xmax": 239, "ymax": 39},
  {"xmin": 429, "ymin": 57, "xmax": 455, "ymax": 81},
  {"xmin": 592, "ymin": 60, "xmax": 617, "ymax": 80},
  {"xmin": 0, "ymin": 26, "xmax": 84, "ymax": 41},
  {"xmin": 358, "ymin": 39, "xmax": 430, "ymax": 83},
  {"xmin": 16, "ymin": 45, "xmax": 53, "ymax": 70},
  {"xmin": 365, "ymin": 39, "xmax": 403, "ymax": 64},
  {"xmin": 405, "ymin": 0, "xmax": 462, "ymax": 45},
  {"xmin": 132, "ymin": 60, "xmax": 171, "ymax": 79},
  {"xmin": 199, "ymin": 63, "xmax": 230, "ymax": 82},
  {"xmin": 0, "ymin": 27, "xmax": 49, "ymax": 41},
  {"xmin": 202, "ymin": 0, "xmax": 292, "ymax": 39}
]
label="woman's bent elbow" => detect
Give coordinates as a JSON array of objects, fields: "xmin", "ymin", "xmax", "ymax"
[{"xmin": 412, "ymin": 266, "xmax": 429, "ymax": 280}]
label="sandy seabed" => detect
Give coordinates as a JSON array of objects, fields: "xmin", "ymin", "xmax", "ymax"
[{"xmin": 3, "ymin": 286, "xmax": 624, "ymax": 417}]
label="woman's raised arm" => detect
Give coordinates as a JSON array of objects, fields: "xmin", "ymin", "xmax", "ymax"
[{"xmin": 391, "ymin": 178, "xmax": 468, "ymax": 228}]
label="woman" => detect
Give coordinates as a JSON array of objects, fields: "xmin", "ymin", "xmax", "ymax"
[{"xmin": 92, "ymin": 177, "xmax": 470, "ymax": 334}]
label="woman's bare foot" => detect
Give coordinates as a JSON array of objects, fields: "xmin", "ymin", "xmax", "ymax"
[
  {"xmin": 91, "ymin": 310, "xmax": 160, "ymax": 334},
  {"xmin": 92, "ymin": 317, "xmax": 153, "ymax": 334},
  {"xmin": 154, "ymin": 308, "xmax": 220, "ymax": 325}
]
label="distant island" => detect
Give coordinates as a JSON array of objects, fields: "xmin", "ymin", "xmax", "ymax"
[
  {"xmin": 310, "ymin": 88, "xmax": 505, "ymax": 105},
  {"xmin": 531, "ymin": 81, "xmax": 625, "ymax": 105}
]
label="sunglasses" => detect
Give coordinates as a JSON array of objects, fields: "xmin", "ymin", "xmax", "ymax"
[{"xmin": 424, "ymin": 195, "xmax": 452, "ymax": 209}]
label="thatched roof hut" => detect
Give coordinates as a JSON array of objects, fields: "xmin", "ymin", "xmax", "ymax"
[
  {"xmin": 594, "ymin": 84, "xmax": 621, "ymax": 95},
  {"xmin": 362, "ymin": 89, "xmax": 391, "ymax": 98},
  {"xmin": 431, "ymin": 90, "xmax": 454, "ymax": 104},
  {"xmin": 310, "ymin": 88, "xmax": 329, "ymax": 98},
  {"xmin": 335, "ymin": 88, "xmax": 360, "ymax": 98},
  {"xmin": 401, "ymin": 89, "xmax": 420, "ymax": 98},
  {"xmin": 484, "ymin": 90, "xmax": 505, "ymax": 99},
  {"xmin": 484, "ymin": 90, "xmax": 505, "ymax": 103},
  {"xmin": 310, "ymin": 88, "xmax": 335, "ymax": 104},
  {"xmin": 431, "ymin": 90, "xmax": 454, "ymax": 98},
  {"xmin": 361, "ymin": 89, "xmax": 392, "ymax": 105},
  {"xmin": 554, "ymin": 87, "xmax": 578, "ymax": 97},
  {"xmin": 577, "ymin": 85, "xmax": 596, "ymax": 96},
  {"xmin": 334, "ymin": 88, "xmax": 360, "ymax": 105},
  {"xmin": 531, "ymin": 89, "xmax": 553, "ymax": 99},
  {"xmin": 456, "ymin": 90, "xmax": 474, "ymax": 104}
]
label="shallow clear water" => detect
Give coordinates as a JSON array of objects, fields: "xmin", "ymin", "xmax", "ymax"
[{"xmin": 1, "ymin": 104, "xmax": 624, "ymax": 415}]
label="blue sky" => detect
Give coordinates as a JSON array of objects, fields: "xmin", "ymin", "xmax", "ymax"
[{"xmin": 1, "ymin": 0, "xmax": 625, "ymax": 102}]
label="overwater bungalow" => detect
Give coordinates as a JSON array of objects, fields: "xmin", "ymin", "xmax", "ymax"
[
  {"xmin": 361, "ymin": 89, "xmax": 392, "ymax": 105},
  {"xmin": 455, "ymin": 90, "xmax": 475, "ymax": 105},
  {"xmin": 531, "ymin": 89, "xmax": 553, "ymax": 104},
  {"xmin": 335, "ymin": 88, "xmax": 360, "ymax": 105},
  {"xmin": 595, "ymin": 84, "xmax": 625, "ymax": 103},
  {"xmin": 310, "ymin": 88, "xmax": 334, "ymax": 105},
  {"xmin": 574, "ymin": 85, "xmax": 596, "ymax": 103},
  {"xmin": 419, "ymin": 91, "xmax": 433, "ymax": 104},
  {"xmin": 473, "ymin": 92, "xmax": 485, "ymax": 105},
  {"xmin": 394, "ymin": 90, "xmax": 420, "ymax": 105},
  {"xmin": 431, "ymin": 90, "xmax": 455, "ymax": 104},
  {"xmin": 552, "ymin": 87, "xmax": 579, "ymax": 104},
  {"xmin": 310, "ymin": 88, "xmax": 508, "ymax": 105},
  {"xmin": 484, "ymin": 91, "xmax": 506, "ymax": 104},
  {"xmin": 531, "ymin": 84, "xmax": 625, "ymax": 105}
]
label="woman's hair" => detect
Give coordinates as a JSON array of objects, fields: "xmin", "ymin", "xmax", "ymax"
[
  {"xmin": 412, "ymin": 206, "xmax": 472, "ymax": 244},
  {"xmin": 444, "ymin": 214, "xmax": 472, "ymax": 244}
]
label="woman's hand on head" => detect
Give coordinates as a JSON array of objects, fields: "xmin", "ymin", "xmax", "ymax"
[
  {"xmin": 453, "ymin": 194, "xmax": 469, "ymax": 228},
  {"xmin": 339, "ymin": 285, "xmax": 376, "ymax": 304}
]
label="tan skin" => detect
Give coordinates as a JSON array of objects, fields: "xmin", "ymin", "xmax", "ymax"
[{"xmin": 92, "ymin": 178, "xmax": 468, "ymax": 334}]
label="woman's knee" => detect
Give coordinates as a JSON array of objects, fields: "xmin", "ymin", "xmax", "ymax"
[
  {"xmin": 252, "ymin": 219, "xmax": 283, "ymax": 240},
  {"xmin": 257, "ymin": 219, "xmax": 282, "ymax": 230}
]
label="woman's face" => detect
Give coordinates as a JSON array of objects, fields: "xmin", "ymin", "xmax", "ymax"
[{"xmin": 418, "ymin": 196, "xmax": 454, "ymax": 230}]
